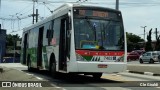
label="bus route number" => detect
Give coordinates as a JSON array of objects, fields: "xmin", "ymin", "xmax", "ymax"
[{"xmin": 104, "ymin": 56, "xmax": 116, "ymax": 60}]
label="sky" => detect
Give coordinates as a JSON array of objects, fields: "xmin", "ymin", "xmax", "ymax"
[{"xmin": 0, "ymin": 0, "xmax": 160, "ymax": 41}]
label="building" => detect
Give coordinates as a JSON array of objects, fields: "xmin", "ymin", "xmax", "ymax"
[{"xmin": 0, "ymin": 29, "xmax": 6, "ymax": 63}]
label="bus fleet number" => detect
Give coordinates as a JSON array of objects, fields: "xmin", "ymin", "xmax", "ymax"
[{"xmin": 104, "ymin": 56, "xmax": 116, "ymax": 60}]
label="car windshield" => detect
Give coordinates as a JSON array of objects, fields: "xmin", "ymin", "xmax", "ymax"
[
  {"xmin": 152, "ymin": 53, "xmax": 159, "ymax": 55},
  {"xmin": 143, "ymin": 52, "xmax": 151, "ymax": 56}
]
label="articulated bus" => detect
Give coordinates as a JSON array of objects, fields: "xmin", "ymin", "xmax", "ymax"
[{"xmin": 21, "ymin": 3, "xmax": 127, "ymax": 79}]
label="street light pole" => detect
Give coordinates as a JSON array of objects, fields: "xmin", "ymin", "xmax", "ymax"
[
  {"xmin": 141, "ymin": 26, "xmax": 147, "ymax": 42},
  {"xmin": 116, "ymin": 0, "xmax": 119, "ymax": 10},
  {"xmin": 0, "ymin": 0, "xmax": 1, "ymax": 10}
]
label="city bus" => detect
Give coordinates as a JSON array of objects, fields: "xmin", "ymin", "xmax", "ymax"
[{"xmin": 20, "ymin": 3, "xmax": 127, "ymax": 79}]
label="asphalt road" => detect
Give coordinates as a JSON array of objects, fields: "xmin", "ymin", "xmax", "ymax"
[{"xmin": 0, "ymin": 63, "xmax": 160, "ymax": 90}]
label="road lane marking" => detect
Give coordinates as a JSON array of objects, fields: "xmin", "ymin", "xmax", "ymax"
[
  {"xmin": 35, "ymin": 76, "xmax": 43, "ymax": 80},
  {"xmin": 156, "ymin": 87, "xmax": 160, "ymax": 89},
  {"xmin": 144, "ymin": 72, "xmax": 154, "ymax": 76},
  {"xmin": 26, "ymin": 73, "xmax": 34, "ymax": 76},
  {"xmin": 101, "ymin": 74, "xmax": 125, "ymax": 81}
]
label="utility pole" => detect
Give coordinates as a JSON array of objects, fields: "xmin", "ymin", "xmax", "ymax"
[
  {"xmin": 116, "ymin": 0, "xmax": 119, "ymax": 10},
  {"xmin": 36, "ymin": 9, "xmax": 38, "ymax": 23},
  {"xmin": 0, "ymin": 0, "xmax": 1, "ymax": 10},
  {"xmin": 32, "ymin": 0, "xmax": 35, "ymax": 24},
  {"xmin": 0, "ymin": 0, "xmax": 1, "ymax": 9},
  {"xmin": 32, "ymin": 0, "xmax": 38, "ymax": 24},
  {"xmin": 0, "ymin": 24, "xmax": 1, "ymax": 33},
  {"xmin": 155, "ymin": 28, "xmax": 158, "ymax": 40},
  {"xmin": 141, "ymin": 26, "xmax": 147, "ymax": 42},
  {"xmin": 13, "ymin": 40, "xmax": 16, "ymax": 63}
]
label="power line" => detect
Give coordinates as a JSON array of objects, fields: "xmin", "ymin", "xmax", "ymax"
[
  {"xmin": 43, "ymin": 2, "xmax": 53, "ymax": 13},
  {"xmin": 0, "ymin": 14, "xmax": 32, "ymax": 20},
  {"xmin": 1, "ymin": 0, "xmax": 160, "ymax": 33},
  {"xmin": 16, "ymin": 3, "xmax": 33, "ymax": 15}
]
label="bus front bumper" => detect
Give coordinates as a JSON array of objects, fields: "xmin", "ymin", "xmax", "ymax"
[{"xmin": 76, "ymin": 61, "xmax": 126, "ymax": 73}]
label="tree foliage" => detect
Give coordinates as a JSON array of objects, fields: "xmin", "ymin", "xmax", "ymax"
[
  {"xmin": 6, "ymin": 34, "xmax": 21, "ymax": 50},
  {"xmin": 145, "ymin": 29, "xmax": 153, "ymax": 51},
  {"xmin": 154, "ymin": 28, "xmax": 160, "ymax": 50},
  {"xmin": 155, "ymin": 37, "xmax": 160, "ymax": 50},
  {"xmin": 126, "ymin": 32, "xmax": 144, "ymax": 52}
]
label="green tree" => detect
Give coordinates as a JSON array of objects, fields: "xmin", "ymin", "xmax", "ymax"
[
  {"xmin": 155, "ymin": 37, "xmax": 160, "ymax": 50},
  {"xmin": 154, "ymin": 28, "xmax": 160, "ymax": 50},
  {"xmin": 145, "ymin": 29, "xmax": 153, "ymax": 51},
  {"xmin": 126, "ymin": 32, "xmax": 144, "ymax": 52},
  {"xmin": 6, "ymin": 34, "xmax": 21, "ymax": 50}
]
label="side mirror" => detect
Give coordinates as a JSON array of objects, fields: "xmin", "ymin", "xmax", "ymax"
[
  {"xmin": 68, "ymin": 10, "xmax": 72, "ymax": 30},
  {"xmin": 68, "ymin": 10, "xmax": 71, "ymax": 18}
]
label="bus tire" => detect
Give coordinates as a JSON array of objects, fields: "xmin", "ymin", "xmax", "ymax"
[
  {"xmin": 50, "ymin": 62, "xmax": 59, "ymax": 78},
  {"xmin": 27, "ymin": 54, "xmax": 32, "ymax": 72},
  {"xmin": 92, "ymin": 73, "xmax": 102, "ymax": 79},
  {"xmin": 50, "ymin": 54, "xmax": 58, "ymax": 78}
]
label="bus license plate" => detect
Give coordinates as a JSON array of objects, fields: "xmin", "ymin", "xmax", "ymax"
[{"xmin": 98, "ymin": 64, "xmax": 108, "ymax": 68}]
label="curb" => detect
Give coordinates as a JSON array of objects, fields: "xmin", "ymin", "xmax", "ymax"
[{"xmin": 126, "ymin": 70, "xmax": 160, "ymax": 76}]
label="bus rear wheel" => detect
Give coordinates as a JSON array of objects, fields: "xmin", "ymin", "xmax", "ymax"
[
  {"xmin": 50, "ymin": 62, "xmax": 59, "ymax": 78},
  {"xmin": 92, "ymin": 73, "xmax": 102, "ymax": 79},
  {"xmin": 27, "ymin": 55, "xmax": 33, "ymax": 72}
]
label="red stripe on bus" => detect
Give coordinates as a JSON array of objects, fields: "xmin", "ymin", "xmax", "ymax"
[{"xmin": 76, "ymin": 50, "xmax": 124, "ymax": 56}]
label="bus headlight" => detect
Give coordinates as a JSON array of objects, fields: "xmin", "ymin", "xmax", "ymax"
[{"xmin": 76, "ymin": 54, "xmax": 85, "ymax": 61}]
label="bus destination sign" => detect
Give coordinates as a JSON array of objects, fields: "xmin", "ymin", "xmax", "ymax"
[{"xmin": 79, "ymin": 10, "xmax": 108, "ymax": 18}]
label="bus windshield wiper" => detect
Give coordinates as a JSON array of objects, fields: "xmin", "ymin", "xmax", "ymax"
[
  {"xmin": 100, "ymin": 20, "xmax": 112, "ymax": 49},
  {"xmin": 85, "ymin": 16, "xmax": 97, "ymax": 41}
]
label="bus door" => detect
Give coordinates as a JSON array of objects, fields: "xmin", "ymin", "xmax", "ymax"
[
  {"xmin": 37, "ymin": 27, "xmax": 44, "ymax": 68},
  {"xmin": 59, "ymin": 17, "xmax": 70, "ymax": 71},
  {"xmin": 23, "ymin": 33, "xmax": 28, "ymax": 65}
]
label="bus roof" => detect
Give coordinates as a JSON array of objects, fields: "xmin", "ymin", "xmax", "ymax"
[{"xmin": 23, "ymin": 3, "xmax": 120, "ymax": 33}]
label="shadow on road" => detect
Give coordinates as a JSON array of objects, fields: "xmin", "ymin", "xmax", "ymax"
[
  {"xmin": 22, "ymin": 70, "xmax": 124, "ymax": 87},
  {"xmin": 139, "ymin": 62, "xmax": 160, "ymax": 64}
]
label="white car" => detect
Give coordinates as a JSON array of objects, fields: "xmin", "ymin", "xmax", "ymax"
[{"xmin": 139, "ymin": 51, "xmax": 160, "ymax": 63}]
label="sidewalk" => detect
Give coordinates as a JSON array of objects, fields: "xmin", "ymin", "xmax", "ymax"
[
  {"xmin": 0, "ymin": 66, "xmax": 38, "ymax": 81},
  {"xmin": 0, "ymin": 66, "xmax": 61, "ymax": 90},
  {"xmin": 127, "ymin": 64, "xmax": 160, "ymax": 76}
]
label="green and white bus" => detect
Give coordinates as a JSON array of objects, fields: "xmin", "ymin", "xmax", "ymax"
[{"xmin": 21, "ymin": 3, "xmax": 127, "ymax": 78}]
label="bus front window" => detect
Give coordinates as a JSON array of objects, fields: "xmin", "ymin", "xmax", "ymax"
[{"xmin": 74, "ymin": 18, "xmax": 124, "ymax": 50}]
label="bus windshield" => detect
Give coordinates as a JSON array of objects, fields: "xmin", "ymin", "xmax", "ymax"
[{"xmin": 73, "ymin": 9, "xmax": 124, "ymax": 50}]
